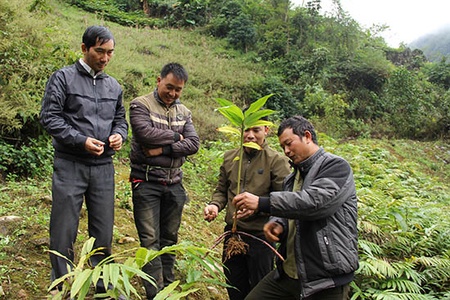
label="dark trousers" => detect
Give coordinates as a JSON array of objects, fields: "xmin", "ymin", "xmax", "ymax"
[
  {"xmin": 49, "ymin": 157, "xmax": 115, "ymax": 292},
  {"xmin": 245, "ymin": 269, "xmax": 350, "ymax": 300},
  {"xmin": 131, "ymin": 181, "xmax": 187, "ymax": 299},
  {"xmin": 223, "ymin": 227, "xmax": 275, "ymax": 300}
]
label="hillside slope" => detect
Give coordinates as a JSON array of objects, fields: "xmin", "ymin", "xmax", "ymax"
[{"xmin": 410, "ymin": 26, "xmax": 450, "ymax": 62}]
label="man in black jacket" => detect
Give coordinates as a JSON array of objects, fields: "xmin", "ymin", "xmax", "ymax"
[
  {"xmin": 233, "ymin": 116, "xmax": 358, "ymax": 300},
  {"xmin": 40, "ymin": 25, "xmax": 128, "ymax": 294}
]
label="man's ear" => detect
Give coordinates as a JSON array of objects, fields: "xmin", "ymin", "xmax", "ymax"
[
  {"xmin": 304, "ymin": 130, "xmax": 313, "ymax": 143},
  {"xmin": 264, "ymin": 126, "xmax": 270, "ymax": 135}
]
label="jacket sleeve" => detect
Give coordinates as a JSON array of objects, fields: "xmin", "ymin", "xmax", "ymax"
[
  {"xmin": 39, "ymin": 71, "xmax": 86, "ymax": 148},
  {"xmin": 210, "ymin": 154, "xmax": 231, "ymax": 211},
  {"xmin": 129, "ymin": 101, "xmax": 180, "ymax": 146},
  {"xmin": 169, "ymin": 112, "xmax": 200, "ymax": 158},
  {"xmin": 111, "ymin": 91, "xmax": 128, "ymax": 141},
  {"xmin": 269, "ymin": 157, "xmax": 353, "ymax": 220}
]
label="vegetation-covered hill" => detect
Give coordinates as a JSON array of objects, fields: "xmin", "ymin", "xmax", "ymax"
[
  {"xmin": 410, "ymin": 26, "xmax": 450, "ymax": 62},
  {"xmin": 0, "ymin": 0, "xmax": 449, "ymax": 299}
]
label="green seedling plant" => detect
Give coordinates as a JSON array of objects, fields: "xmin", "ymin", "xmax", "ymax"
[
  {"xmin": 48, "ymin": 237, "xmax": 225, "ymax": 299},
  {"xmin": 212, "ymin": 94, "xmax": 284, "ymax": 261}
]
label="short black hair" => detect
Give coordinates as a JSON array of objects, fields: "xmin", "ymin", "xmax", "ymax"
[
  {"xmin": 160, "ymin": 62, "xmax": 188, "ymax": 83},
  {"xmin": 277, "ymin": 115, "xmax": 318, "ymax": 144},
  {"xmin": 82, "ymin": 26, "xmax": 115, "ymax": 50}
]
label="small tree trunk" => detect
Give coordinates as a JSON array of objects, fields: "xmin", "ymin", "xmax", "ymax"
[{"xmin": 142, "ymin": 0, "xmax": 150, "ymax": 16}]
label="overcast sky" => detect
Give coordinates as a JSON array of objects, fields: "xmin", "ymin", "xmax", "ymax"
[{"xmin": 290, "ymin": 0, "xmax": 450, "ymax": 47}]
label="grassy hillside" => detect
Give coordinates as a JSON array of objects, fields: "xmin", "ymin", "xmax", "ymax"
[
  {"xmin": 1, "ymin": 0, "xmax": 266, "ymax": 141},
  {"xmin": 0, "ymin": 0, "xmax": 449, "ymax": 299}
]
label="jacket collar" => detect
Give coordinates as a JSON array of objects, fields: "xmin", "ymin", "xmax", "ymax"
[
  {"xmin": 75, "ymin": 60, "xmax": 107, "ymax": 79},
  {"xmin": 291, "ymin": 147, "xmax": 325, "ymax": 177},
  {"xmin": 153, "ymin": 89, "xmax": 181, "ymax": 108}
]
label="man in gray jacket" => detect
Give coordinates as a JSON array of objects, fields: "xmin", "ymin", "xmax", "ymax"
[
  {"xmin": 233, "ymin": 115, "xmax": 358, "ymax": 300},
  {"xmin": 40, "ymin": 26, "xmax": 128, "ymax": 294},
  {"xmin": 129, "ymin": 62, "xmax": 200, "ymax": 299}
]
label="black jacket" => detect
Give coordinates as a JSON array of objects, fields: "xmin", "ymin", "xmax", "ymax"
[
  {"xmin": 40, "ymin": 60, "xmax": 128, "ymax": 165},
  {"xmin": 259, "ymin": 148, "xmax": 359, "ymax": 298}
]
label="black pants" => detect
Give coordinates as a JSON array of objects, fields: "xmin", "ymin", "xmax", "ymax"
[
  {"xmin": 223, "ymin": 227, "xmax": 275, "ymax": 300},
  {"xmin": 245, "ymin": 269, "xmax": 350, "ymax": 300},
  {"xmin": 49, "ymin": 157, "xmax": 115, "ymax": 291},
  {"xmin": 132, "ymin": 181, "xmax": 188, "ymax": 299}
]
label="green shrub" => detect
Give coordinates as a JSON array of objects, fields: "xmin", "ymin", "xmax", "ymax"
[{"xmin": 0, "ymin": 137, "xmax": 53, "ymax": 180}]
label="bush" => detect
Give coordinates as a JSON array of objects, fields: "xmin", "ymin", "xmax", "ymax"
[{"xmin": 0, "ymin": 137, "xmax": 53, "ymax": 180}]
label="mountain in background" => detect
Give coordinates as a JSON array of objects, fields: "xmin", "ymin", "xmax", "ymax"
[{"xmin": 409, "ymin": 25, "xmax": 450, "ymax": 62}]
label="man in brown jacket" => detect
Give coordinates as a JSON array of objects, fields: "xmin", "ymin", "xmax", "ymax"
[
  {"xmin": 129, "ymin": 62, "xmax": 200, "ymax": 299},
  {"xmin": 204, "ymin": 121, "xmax": 290, "ymax": 300}
]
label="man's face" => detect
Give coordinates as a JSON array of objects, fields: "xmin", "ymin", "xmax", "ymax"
[
  {"xmin": 278, "ymin": 128, "xmax": 310, "ymax": 164},
  {"xmin": 157, "ymin": 73, "xmax": 185, "ymax": 106},
  {"xmin": 82, "ymin": 39, "xmax": 114, "ymax": 73},
  {"xmin": 243, "ymin": 126, "xmax": 268, "ymax": 152}
]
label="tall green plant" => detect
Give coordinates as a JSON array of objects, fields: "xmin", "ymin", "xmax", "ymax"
[{"xmin": 212, "ymin": 94, "xmax": 284, "ymax": 261}]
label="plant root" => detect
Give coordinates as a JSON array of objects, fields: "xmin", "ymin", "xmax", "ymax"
[
  {"xmin": 224, "ymin": 234, "xmax": 249, "ymax": 261},
  {"xmin": 208, "ymin": 230, "xmax": 285, "ymax": 262}
]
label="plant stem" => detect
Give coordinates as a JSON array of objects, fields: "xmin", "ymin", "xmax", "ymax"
[{"xmin": 232, "ymin": 126, "xmax": 245, "ymax": 233}]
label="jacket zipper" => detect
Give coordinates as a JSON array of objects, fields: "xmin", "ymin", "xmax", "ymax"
[{"xmin": 167, "ymin": 108, "xmax": 173, "ymax": 183}]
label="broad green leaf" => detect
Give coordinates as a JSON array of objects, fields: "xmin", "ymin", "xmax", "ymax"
[
  {"xmin": 91, "ymin": 266, "xmax": 101, "ymax": 287},
  {"xmin": 154, "ymin": 281, "xmax": 180, "ymax": 300},
  {"xmin": 167, "ymin": 288, "xmax": 199, "ymax": 300},
  {"xmin": 121, "ymin": 269, "xmax": 131, "ymax": 296},
  {"xmin": 80, "ymin": 237, "xmax": 95, "ymax": 257},
  {"xmin": 244, "ymin": 120, "xmax": 274, "ymax": 130},
  {"xmin": 76, "ymin": 279, "xmax": 91, "ymax": 300},
  {"xmin": 109, "ymin": 264, "xmax": 120, "ymax": 287},
  {"xmin": 102, "ymin": 264, "xmax": 111, "ymax": 289},
  {"xmin": 135, "ymin": 247, "xmax": 148, "ymax": 268},
  {"xmin": 217, "ymin": 126, "xmax": 241, "ymax": 136},
  {"xmin": 216, "ymin": 105, "xmax": 244, "ymax": 127},
  {"xmin": 244, "ymin": 110, "xmax": 275, "ymax": 128},
  {"xmin": 216, "ymin": 98, "xmax": 235, "ymax": 107},
  {"xmin": 70, "ymin": 269, "xmax": 92, "ymax": 297},
  {"xmin": 48, "ymin": 272, "xmax": 73, "ymax": 291},
  {"xmin": 118, "ymin": 264, "xmax": 156, "ymax": 286},
  {"xmin": 244, "ymin": 94, "xmax": 273, "ymax": 116},
  {"xmin": 243, "ymin": 142, "xmax": 262, "ymax": 150}
]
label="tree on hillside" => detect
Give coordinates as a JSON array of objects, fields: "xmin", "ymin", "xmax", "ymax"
[{"xmin": 227, "ymin": 14, "xmax": 257, "ymax": 52}]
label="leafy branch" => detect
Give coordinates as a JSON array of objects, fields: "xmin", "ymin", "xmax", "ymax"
[{"xmin": 48, "ymin": 238, "xmax": 225, "ymax": 299}]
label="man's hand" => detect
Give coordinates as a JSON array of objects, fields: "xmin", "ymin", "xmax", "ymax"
[
  {"xmin": 235, "ymin": 208, "xmax": 255, "ymax": 219},
  {"xmin": 109, "ymin": 134, "xmax": 123, "ymax": 151},
  {"xmin": 232, "ymin": 192, "xmax": 259, "ymax": 211},
  {"xmin": 204, "ymin": 204, "xmax": 219, "ymax": 222},
  {"xmin": 85, "ymin": 137, "xmax": 105, "ymax": 156},
  {"xmin": 264, "ymin": 221, "xmax": 284, "ymax": 242}
]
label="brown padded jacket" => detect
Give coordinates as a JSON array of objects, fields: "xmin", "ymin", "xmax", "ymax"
[{"xmin": 129, "ymin": 90, "xmax": 200, "ymax": 184}]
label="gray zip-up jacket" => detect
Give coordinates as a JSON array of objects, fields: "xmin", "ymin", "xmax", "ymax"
[
  {"xmin": 259, "ymin": 148, "xmax": 358, "ymax": 298},
  {"xmin": 129, "ymin": 90, "xmax": 200, "ymax": 184},
  {"xmin": 40, "ymin": 60, "xmax": 128, "ymax": 165}
]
